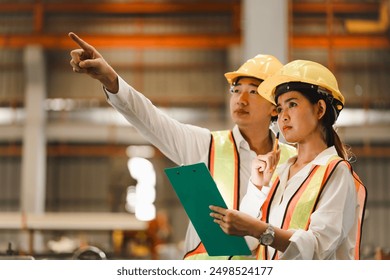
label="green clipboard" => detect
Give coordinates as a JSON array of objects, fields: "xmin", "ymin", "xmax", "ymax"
[{"xmin": 164, "ymin": 162, "xmax": 251, "ymax": 256}]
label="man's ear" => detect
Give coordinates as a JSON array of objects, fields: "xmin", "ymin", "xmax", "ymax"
[
  {"xmin": 317, "ymin": 99, "xmax": 327, "ymax": 120},
  {"xmin": 271, "ymin": 106, "xmax": 278, "ymax": 118}
]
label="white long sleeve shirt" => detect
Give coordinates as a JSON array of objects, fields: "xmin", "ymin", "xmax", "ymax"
[
  {"xmin": 241, "ymin": 146, "xmax": 360, "ymax": 260},
  {"xmin": 105, "ymin": 76, "xmax": 258, "ymax": 254}
]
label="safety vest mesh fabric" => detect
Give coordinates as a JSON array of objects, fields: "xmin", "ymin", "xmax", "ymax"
[
  {"xmin": 184, "ymin": 130, "xmax": 239, "ymax": 260},
  {"xmin": 256, "ymin": 155, "xmax": 367, "ymax": 260}
]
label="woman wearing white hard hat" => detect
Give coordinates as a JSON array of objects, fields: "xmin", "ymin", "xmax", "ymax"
[{"xmin": 211, "ymin": 60, "xmax": 367, "ymax": 260}]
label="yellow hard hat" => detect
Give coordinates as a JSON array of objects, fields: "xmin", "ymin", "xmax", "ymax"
[
  {"xmin": 257, "ymin": 60, "xmax": 345, "ymax": 112},
  {"xmin": 224, "ymin": 54, "xmax": 283, "ymax": 84}
]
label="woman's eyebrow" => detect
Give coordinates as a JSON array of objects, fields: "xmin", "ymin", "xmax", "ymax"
[
  {"xmin": 277, "ymin": 97, "xmax": 299, "ymax": 107},
  {"xmin": 283, "ymin": 97, "xmax": 298, "ymax": 103}
]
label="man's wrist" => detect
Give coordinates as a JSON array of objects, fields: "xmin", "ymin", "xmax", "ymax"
[{"xmin": 101, "ymin": 73, "xmax": 119, "ymax": 93}]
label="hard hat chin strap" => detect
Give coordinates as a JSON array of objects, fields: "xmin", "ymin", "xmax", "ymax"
[
  {"xmin": 317, "ymin": 86, "xmax": 334, "ymax": 104},
  {"xmin": 317, "ymin": 86, "xmax": 342, "ymax": 119}
]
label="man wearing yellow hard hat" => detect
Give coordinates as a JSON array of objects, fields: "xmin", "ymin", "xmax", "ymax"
[
  {"xmin": 211, "ymin": 60, "xmax": 366, "ymax": 260},
  {"xmin": 69, "ymin": 32, "xmax": 296, "ymax": 259}
]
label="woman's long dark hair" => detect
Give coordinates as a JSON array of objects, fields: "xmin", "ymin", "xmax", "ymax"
[{"xmin": 275, "ymin": 82, "xmax": 351, "ymax": 160}]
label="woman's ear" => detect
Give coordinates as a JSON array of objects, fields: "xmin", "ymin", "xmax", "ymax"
[{"xmin": 317, "ymin": 100, "xmax": 327, "ymax": 120}]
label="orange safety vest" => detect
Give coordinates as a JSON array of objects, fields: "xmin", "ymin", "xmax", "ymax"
[
  {"xmin": 184, "ymin": 130, "xmax": 297, "ymax": 260},
  {"xmin": 257, "ymin": 155, "xmax": 367, "ymax": 260},
  {"xmin": 184, "ymin": 130, "xmax": 239, "ymax": 260}
]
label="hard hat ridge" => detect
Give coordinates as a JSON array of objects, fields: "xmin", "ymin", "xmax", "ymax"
[{"xmin": 224, "ymin": 54, "xmax": 283, "ymax": 85}]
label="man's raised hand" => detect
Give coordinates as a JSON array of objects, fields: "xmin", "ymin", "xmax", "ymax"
[{"xmin": 68, "ymin": 32, "xmax": 119, "ymax": 93}]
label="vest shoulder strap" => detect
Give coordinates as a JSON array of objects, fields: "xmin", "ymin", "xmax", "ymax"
[
  {"xmin": 285, "ymin": 155, "xmax": 342, "ymax": 230},
  {"xmin": 337, "ymin": 160, "xmax": 367, "ymax": 260},
  {"xmin": 209, "ymin": 130, "xmax": 239, "ymax": 210}
]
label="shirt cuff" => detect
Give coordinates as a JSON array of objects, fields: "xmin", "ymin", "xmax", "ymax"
[
  {"xmin": 239, "ymin": 180, "xmax": 270, "ymax": 218},
  {"xmin": 247, "ymin": 179, "xmax": 270, "ymax": 199},
  {"xmin": 279, "ymin": 229, "xmax": 314, "ymax": 260},
  {"xmin": 104, "ymin": 76, "xmax": 128, "ymax": 103}
]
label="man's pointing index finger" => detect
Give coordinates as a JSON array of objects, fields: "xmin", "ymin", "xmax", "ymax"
[{"xmin": 68, "ymin": 32, "xmax": 93, "ymax": 51}]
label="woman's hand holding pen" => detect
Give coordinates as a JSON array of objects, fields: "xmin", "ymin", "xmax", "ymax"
[{"xmin": 251, "ymin": 133, "xmax": 281, "ymax": 188}]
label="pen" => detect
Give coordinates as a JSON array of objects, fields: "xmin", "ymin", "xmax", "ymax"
[{"xmin": 273, "ymin": 132, "xmax": 279, "ymax": 152}]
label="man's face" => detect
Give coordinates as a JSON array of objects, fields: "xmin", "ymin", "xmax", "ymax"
[{"xmin": 229, "ymin": 77, "xmax": 276, "ymax": 130}]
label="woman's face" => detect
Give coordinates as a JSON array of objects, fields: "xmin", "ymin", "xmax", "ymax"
[{"xmin": 276, "ymin": 91, "xmax": 325, "ymax": 144}]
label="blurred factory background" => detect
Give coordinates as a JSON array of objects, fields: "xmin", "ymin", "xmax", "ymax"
[{"xmin": 0, "ymin": 0, "xmax": 389, "ymax": 260}]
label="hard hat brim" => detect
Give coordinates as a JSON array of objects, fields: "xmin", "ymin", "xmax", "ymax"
[
  {"xmin": 257, "ymin": 75, "xmax": 345, "ymax": 106},
  {"xmin": 224, "ymin": 71, "xmax": 264, "ymax": 84}
]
